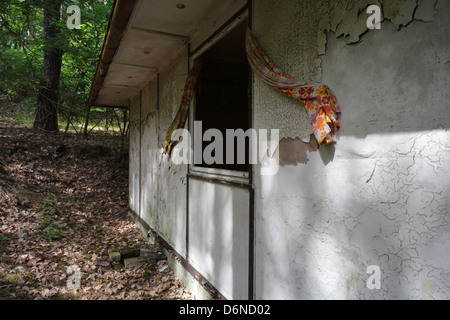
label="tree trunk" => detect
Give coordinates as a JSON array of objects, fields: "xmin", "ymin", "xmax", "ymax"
[
  {"xmin": 83, "ymin": 105, "xmax": 91, "ymax": 136},
  {"xmin": 34, "ymin": 2, "xmax": 63, "ymax": 132}
]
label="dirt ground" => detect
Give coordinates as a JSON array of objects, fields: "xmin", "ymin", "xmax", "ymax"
[{"xmin": 0, "ymin": 120, "xmax": 194, "ymax": 300}]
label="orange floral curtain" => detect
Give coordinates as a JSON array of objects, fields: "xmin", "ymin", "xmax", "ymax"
[{"xmin": 246, "ymin": 27, "xmax": 341, "ymax": 145}]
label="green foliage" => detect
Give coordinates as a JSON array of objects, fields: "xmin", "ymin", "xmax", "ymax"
[
  {"xmin": 0, "ymin": 233, "xmax": 8, "ymax": 244},
  {"xmin": 0, "ymin": 270, "xmax": 21, "ymax": 285},
  {"xmin": 58, "ymin": 1, "xmax": 114, "ymax": 117},
  {"xmin": 34, "ymin": 194, "xmax": 66, "ymax": 244},
  {"xmin": 37, "ymin": 214, "xmax": 66, "ymax": 244},
  {"xmin": 0, "ymin": 0, "xmax": 116, "ymax": 131},
  {"xmin": 35, "ymin": 193, "xmax": 58, "ymax": 213}
]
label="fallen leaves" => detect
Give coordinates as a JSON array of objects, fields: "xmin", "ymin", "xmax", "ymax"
[{"xmin": 0, "ymin": 124, "xmax": 193, "ymax": 300}]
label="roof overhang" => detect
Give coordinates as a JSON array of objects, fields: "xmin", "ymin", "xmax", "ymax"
[{"xmin": 88, "ymin": 0, "xmax": 248, "ymax": 108}]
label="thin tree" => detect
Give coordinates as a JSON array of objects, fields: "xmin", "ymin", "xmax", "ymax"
[{"xmin": 34, "ymin": 1, "xmax": 63, "ymax": 132}]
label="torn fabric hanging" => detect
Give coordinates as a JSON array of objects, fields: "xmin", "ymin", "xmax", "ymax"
[
  {"xmin": 164, "ymin": 58, "xmax": 203, "ymax": 155},
  {"xmin": 246, "ymin": 28, "xmax": 341, "ymax": 145}
]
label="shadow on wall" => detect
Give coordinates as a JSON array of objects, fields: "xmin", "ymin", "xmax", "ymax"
[
  {"xmin": 188, "ymin": 179, "xmax": 250, "ymax": 300},
  {"xmin": 264, "ymin": 3, "xmax": 449, "ymax": 167},
  {"xmin": 321, "ymin": 3, "xmax": 450, "ymax": 140},
  {"xmin": 254, "ymin": 0, "xmax": 450, "ymax": 300}
]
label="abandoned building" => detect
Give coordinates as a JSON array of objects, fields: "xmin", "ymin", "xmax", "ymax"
[{"xmin": 88, "ymin": 0, "xmax": 450, "ymax": 300}]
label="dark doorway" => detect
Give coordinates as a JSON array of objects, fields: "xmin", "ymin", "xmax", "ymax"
[{"xmin": 194, "ymin": 20, "xmax": 250, "ymax": 172}]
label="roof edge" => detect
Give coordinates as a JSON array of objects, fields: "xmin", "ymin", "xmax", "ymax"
[{"xmin": 88, "ymin": 0, "xmax": 137, "ymax": 108}]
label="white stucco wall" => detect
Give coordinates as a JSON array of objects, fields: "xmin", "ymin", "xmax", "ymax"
[
  {"xmin": 128, "ymin": 0, "xmax": 449, "ymax": 300},
  {"xmin": 129, "ymin": 94, "xmax": 140, "ymax": 215},
  {"xmin": 139, "ymin": 81, "xmax": 158, "ymax": 231},
  {"xmin": 150, "ymin": 49, "xmax": 190, "ymax": 256},
  {"xmin": 253, "ymin": 0, "xmax": 450, "ymax": 300},
  {"xmin": 188, "ymin": 180, "xmax": 250, "ymax": 300},
  {"xmin": 128, "ymin": 49, "xmax": 190, "ymax": 256},
  {"xmin": 127, "ymin": 2, "xmax": 251, "ymax": 300}
]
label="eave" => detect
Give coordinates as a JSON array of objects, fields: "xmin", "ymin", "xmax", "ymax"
[{"xmin": 88, "ymin": 0, "xmax": 248, "ymax": 109}]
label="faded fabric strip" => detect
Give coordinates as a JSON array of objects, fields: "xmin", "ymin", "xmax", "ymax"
[
  {"xmin": 164, "ymin": 58, "xmax": 203, "ymax": 155},
  {"xmin": 246, "ymin": 28, "xmax": 341, "ymax": 145}
]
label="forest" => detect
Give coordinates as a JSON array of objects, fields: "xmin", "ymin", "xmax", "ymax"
[
  {"xmin": 0, "ymin": 1, "xmax": 193, "ymax": 300},
  {"xmin": 0, "ymin": 0, "xmax": 128, "ymax": 135}
]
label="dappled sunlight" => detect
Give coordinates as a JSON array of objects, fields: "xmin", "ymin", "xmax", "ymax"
[
  {"xmin": 187, "ymin": 178, "xmax": 250, "ymax": 299},
  {"xmin": 0, "ymin": 124, "xmax": 192, "ymax": 300},
  {"xmin": 254, "ymin": 127, "xmax": 449, "ymax": 299}
]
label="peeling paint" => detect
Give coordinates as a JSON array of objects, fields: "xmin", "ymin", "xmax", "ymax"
[
  {"xmin": 126, "ymin": 0, "xmax": 450, "ymax": 301},
  {"xmin": 382, "ymin": 0, "xmax": 417, "ymax": 29},
  {"xmin": 254, "ymin": 0, "xmax": 450, "ymax": 300},
  {"xmin": 318, "ymin": 0, "xmax": 438, "ymax": 55},
  {"xmin": 255, "ymin": 0, "xmax": 438, "ymax": 143},
  {"xmin": 414, "ymin": 0, "xmax": 438, "ymax": 22},
  {"xmin": 277, "ymin": 135, "xmax": 319, "ymax": 167}
]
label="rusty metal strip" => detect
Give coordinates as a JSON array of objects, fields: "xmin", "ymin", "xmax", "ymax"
[{"xmin": 128, "ymin": 210, "xmax": 227, "ymax": 300}]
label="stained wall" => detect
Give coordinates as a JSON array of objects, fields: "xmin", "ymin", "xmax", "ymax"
[
  {"xmin": 253, "ymin": 0, "xmax": 450, "ymax": 299},
  {"xmin": 130, "ymin": 0, "xmax": 450, "ymax": 300}
]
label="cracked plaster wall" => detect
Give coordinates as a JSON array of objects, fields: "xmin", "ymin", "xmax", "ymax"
[
  {"xmin": 253, "ymin": 0, "xmax": 449, "ymax": 299},
  {"xmin": 128, "ymin": 94, "xmax": 140, "ymax": 216},
  {"xmin": 129, "ymin": 0, "xmax": 449, "ymax": 300},
  {"xmin": 128, "ymin": 49, "xmax": 190, "ymax": 257},
  {"xmin": 128, "ymin": 2, "xmax": 255, "ymax": 300},
  {"xmin": 149, "ymin": 49, "xmax": 189, "ymax": 257},
  {"xmin": 253, "ymin": 0, "xmax": 439, "ymax": 142}
]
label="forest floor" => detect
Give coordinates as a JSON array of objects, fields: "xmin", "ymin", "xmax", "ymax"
[{"xmin": 0, "ymin": 118, "xmax": 194, "ymax": 300}]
